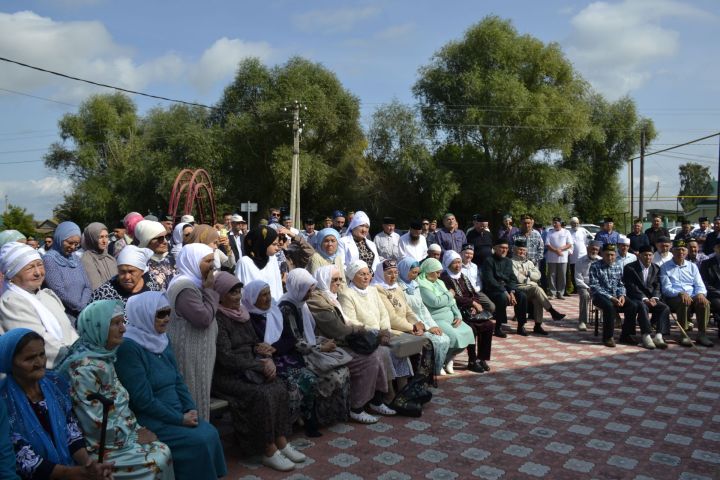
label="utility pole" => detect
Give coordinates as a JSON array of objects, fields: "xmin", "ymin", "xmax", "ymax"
[
  {"xmin": 629, "ymin": 159, "xmax": 634, "ymax": 219},
  {"xmin": 287, "ymin": 100, "xmax": 305, "ymax": 230},
  {"xmin": 716, "ymin": 135, "xmax": 720, "ymax": 217},
  {"xmin": 639, "ymin": 129, "xmax": 645, "ymax": 221}
]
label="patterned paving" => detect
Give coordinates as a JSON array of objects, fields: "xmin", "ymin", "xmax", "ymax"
[{"xmin": 218, "ymin": 295, "xmax": 720, "ymax": 480}]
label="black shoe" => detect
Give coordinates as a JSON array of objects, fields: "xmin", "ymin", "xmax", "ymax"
[
  {"xmin": 494, "ymin": 327, "xmax": 507, "ymax": 338},
  {"xmin": 533, "ymin": 324, "xmax": 549, "ymax": 335},
  {"xmin": 479, "ymin": 360, "xmax": 491, "ymax": 372},
  {"xmin": 468, "ymin": 361, "xmax": 485, "ymax": 373},
  {"xmin": 618, "ymin": 335, "xmax": 636, "ymax": 346},
  {"xmin": 549, "ymin": 308, "xmax": 566, "ymax": 321},
  {"xmin": 517, "ymin": 326, "xmax": 529, "ymax": 336}
]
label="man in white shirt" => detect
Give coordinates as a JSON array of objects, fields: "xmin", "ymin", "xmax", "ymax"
[
  {"xmin": 460, "ymin": 243, "xmax": 481, "ymax": 292},
  {"xmin": 615, "ymin": 236, "xmax": 637, "ymax": 269},
  {"xmin": 374, "ymin": 217, "xmax": 401, "ymax": 261},
  {"xmin": 575, "ymin": 241, "xmax": 602, "ymax": 331},
  {"xmin": 652, "ymin": 236, "xmax": 673, "ymax": 267},
  {"xmin": 567, "ymin": 217, "xmax": 589, "ymax": 295},
  {"xmin": 398, "ymin": 220, "xmax": 427, "ymax": 262},
  {"xmin": 545, "ymin": 217, "xmax": 574, "ymax": 299}
]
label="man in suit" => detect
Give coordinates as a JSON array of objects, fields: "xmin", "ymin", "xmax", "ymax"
[
  {"xmin": 228, "ymin": 214, "xmax": 247, "ymax": 260},
  {"xmin": 623, "ymin": 245, "xmax": 669, "ymax": 349},
  {"xmin": 481, "ymin": 238, "xmax": 528, "ymax": 337},
  {"xmin": 700, "ymin": 241, "xmax": 720, "ymax": 336}
]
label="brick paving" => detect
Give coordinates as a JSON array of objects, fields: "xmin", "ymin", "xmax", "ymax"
[{"xmin": 218, "ymin": 295, "xmax": 720, "ymax": 480}]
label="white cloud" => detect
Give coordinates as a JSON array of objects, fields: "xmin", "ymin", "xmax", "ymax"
[
  {"xmin": 189, "ymin": 37, "xmax": 274, "ymax": 91},
  {"xmin": 374, "ymin": 23, "xmax": 415, "ymax": 41},
  {"xmin": 0, "ymin": 11, "xmax": 274, "ymax": 102},
  {"xmin": 0, "ymin": 175, "xmax": 73, "ymax": 219},
  {"xmin": 564, "ymin": 0, "xmax": 712, "ymax": 99},
  {"xmin": 293, "ymin": 6, "xmax": 380, "ymax": 34}
]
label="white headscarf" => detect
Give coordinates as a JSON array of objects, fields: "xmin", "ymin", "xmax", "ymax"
[
  {"xmin": 124, "ymin": 291, "xmax": 170, "ymax": 354},
  {"xmin": 314, "ymin": 265, "xmax": 344, "ymax": 312},
  {"xmin": 370, "ymin": 259, "xmax": 398, "ymax": 290},
  {"xmin": 241, "ymin": 279, "xmax": 284, "ymax": 345},
  {"xmin": 116, "ymin": 245, "xmax": 153, "ymax": 273},
  {"xmin": 134, "ymin": 220, "xmax": 168, "ymax": 249},
  {"xmin": 1, "ymin": 242, "xmax": 63, "ymax": 340},
  {"xmin": 171, "ymin": 223, "xmax": 188, "ymax": 257},
  {"xmin": 343, "ymin": 210, "xmax": 370, "ymax": 237},
  {"xmin": 345, "ymin": 259, "xmax": 370, "ymax": 296},
  {"xmin": 280, "ymin": 269, "xmax": 318, "ymax": 345},
  {"xmin": 168, "ymin": 243, "xmax": 213, "ymax": 291},
  {"xmin": 442, "ymin": 250, "xmax": 462, "ymax": 280}
]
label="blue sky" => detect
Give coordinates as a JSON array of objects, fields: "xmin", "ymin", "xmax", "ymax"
[{"xmin": 1, "ymin": 0, "xmax": 718, "ymax": 221}]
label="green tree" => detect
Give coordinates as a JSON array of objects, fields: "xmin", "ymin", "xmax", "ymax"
[
  {"xmin": 1, "ymin": 204, "xmax": 37, "ymax": 237},
  {"xmin": 366, "ymin": 100, "xmax": 458, "ymax": 222},
  {"xmin": 678, "ymin": 162, "xmax": 713, "ymax": 211},
  {"xmin": 559, "ymin": 94, "xmax": 656, "ymax": 227},
  {"xmin": 413, "ymin": 16, "xmax": 591, "ymax": 225}
]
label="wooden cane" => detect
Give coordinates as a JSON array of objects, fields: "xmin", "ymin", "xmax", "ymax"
[
  {"xmin": 87, "ymin": 393, "xmax": 113, "ymax": 461},
  {"xmin": 670, "ymin": 312, "xmax": 702, "ymax": 354}
]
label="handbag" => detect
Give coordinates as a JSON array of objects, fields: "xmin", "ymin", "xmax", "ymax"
[
  {"xmin": 391, "ymin": 375, "xmax": 433, "ymax": 417},
  {"xmin": 460, "ymin": 307, "xmax": 493, "ymax": 324},
  {"xmin": 345, "ymin": 330, "xmax": 380, "ymax": 355},
  {"xmin": 388, "ymin": 333, "xmax": 427, "ymax": 358}
]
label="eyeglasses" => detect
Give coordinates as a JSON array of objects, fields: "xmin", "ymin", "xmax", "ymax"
[
  {"xmin": 156, "ymin": 309, "xmax": 171, "ymax": 319},
  {"xmin": 331, "ymin": 277, "xmax": 343, "ymax": 282},
  {"xmin": 271, "ymin": 213, "xmax": 281, "ymax": 217},
  {"xmin": 151, "ymin": 236, "xmax": 167, "ymax": 243}
]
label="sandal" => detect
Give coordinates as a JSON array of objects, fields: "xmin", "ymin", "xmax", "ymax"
[{"xmin": 349, "ymin": 410, "xmax": 378, "ymax": 424}]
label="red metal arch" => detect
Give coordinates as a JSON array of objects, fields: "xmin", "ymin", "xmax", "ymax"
[{"xmin": 168, "ymin": 168, "xmax": 217, "ymax": 225}]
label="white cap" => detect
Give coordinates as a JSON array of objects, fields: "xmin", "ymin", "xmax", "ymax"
[
  {"xmin": 570, "ymin": 217, "xmax": 579, "ymax": 223},
  {"xmin": 180, "ymin": 214, "xmax": 195, "ymax": 224},
  {"xmin": 428, "ymin": 243, "xmax": 442, "ymax": 253},
  {"xmin": 230, "ymin": 214, "xmax": 246, "ymax": 223},
  {"xmin": 618, "ymin": 235, "xmax": 630, "ymax": 245}
]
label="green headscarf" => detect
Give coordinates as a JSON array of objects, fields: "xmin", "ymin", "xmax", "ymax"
[
  {"xmin": 417, "ymin": 258, "xmax": 448, "ymax": 294},
  {"xmin": 55, "ymin": 300, "xmax": 124, "ymax": 375}
]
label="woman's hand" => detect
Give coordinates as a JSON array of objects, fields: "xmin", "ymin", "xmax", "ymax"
[
  {"xmin": 255, "ymin": 343, "xmax": 276, "ymax": 357},
  {"xmin": 452, "ymin": 317, "xmax": 463, "ymax": 328},
  {"xmin": 137, "ymin": 427, "xmax": 157, "ymax": 444},
  {"xmin": 202, "ymin": 268, "xmax": 215, "ymax": 289},
  {"xmin": 472, "ymin": 301, "xmax": 484, "ymax": 312},
  {"xmin": 447, "ymin": 288, "xmax": 456, "ymax": 297},
  {"xmin": 261, "ymin": 358, "xmax": 277, "ymax": 379},
  {"xmin": 183, "ymin": 410, "xmax": 199, "ymax": 427},
  {"xmin": 429, "ymin": 327, "xmax": 443, "ymax": 336},
  {"xmin": 413, "ymin": 322, "xmax": 425, "ymax": 335},
  {"xmin": 320, "ymin": 339, "xmax": 337, "ymax": 352},
  {"xmin": 378, "ymin": 330, "xmax": 392, "ymax": 345}
]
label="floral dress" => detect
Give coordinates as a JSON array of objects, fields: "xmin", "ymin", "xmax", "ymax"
[{"xmin": 147, "ymin": 256, "xmax": 177, "ymax": 291}]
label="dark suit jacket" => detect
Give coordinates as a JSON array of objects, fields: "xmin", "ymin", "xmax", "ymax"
[
  {"xmin": 623, "ymin": 261, "xmax": 661, "ymax": 300},
  {"xmin": 700, "ymin": 256, "xmax": 720, "ymax": 296},
  {"xmin": 228, "ymin": 232, "xmax": 244, "ymax": 260},
  {"xmin": 481, "ymin": 255, "xmax": 519, "ymax": 294}
]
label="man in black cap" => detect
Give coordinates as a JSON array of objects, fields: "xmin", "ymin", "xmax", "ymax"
[
  {"xmin": 675, "ymin": 219, "xmax": 695, "ymax": 243},
  {"xmin": 161, "ymin": 215, "xmax": 174, "ymax": 237},
  {"xmin": 700, "ymin": 240, "xmax": 720, "ymax": 335},
  {"xmin": 652, "ymin": 236, "xmax": 673, "ymax": 267},
  {"xmin": 481, "ymin": 238, "xmax": 529, "ymax": 337},
  {"xmin": 589, "ymin": 243, "xmax": 638, "ymax": 348},
  {"xmin": 466, "ymin": 214, "xmax": 494, "ymax": 267},
  {"xmin": 594, "ymin": 217, "xmax": 620, "ymax": 246},
  {"xmin": 645, "ymin": 215, "xmax": 669, "ymax": 250},
  {"xmin": 702, "ymin": 216, "xmax": 720, "ymax": 256},
  {"xmin": 623, "ymin": 244, "xmax": 669, "ymax": 349},
  {"xmin": 692, "ymin": 216, "xmax": 710, "ymax": 247},
  {"xmin": 399, "ymin": 220, "xmax": 428, "ymax": 261},
  {"xmin": 374, "ymin": 216, "xmax": 401, "ymax": 261},
  {"xmin": 627, "ymin": 219, "xmax": 650, "ymax": 254}
]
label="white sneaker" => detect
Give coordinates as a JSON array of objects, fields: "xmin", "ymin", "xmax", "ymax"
[
  {"xmin": 444, "ymin": 360, "xmax": 455, "ymax": 374},
  {"xmin": 369, "ymin": 403, "xmax": 397, "ymax": 415},
  {"xmin": 641, "ymin": 334, "xmax": 656, "ymax": 350},
  {"xmin": 438, "ymin": 368, "xmax": 447, "ymax": 376},
  {"xmin": 578, "ymin": 322, "xmax": 587, "ymax": 331},
  {"xmin": 281, "ymin": 444, "xmax": 306, "ymax": 463},
  {"xmin": 349, "ymin": 410, "xmax": 378, "ymax": 424},
  {"xmin": 262, "ymin": 450, "xmax": 295, "ymax": 471}
]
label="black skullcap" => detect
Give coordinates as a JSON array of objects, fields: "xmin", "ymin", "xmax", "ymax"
[
  {"xmin": 494, "ymin": 238, "xmax": 509, "ymax": 246},
  {"xmin": 281, "ymin": 215, "xmax": 292, "ymax": 221},
  {"xmin": 699, "ymin": 216, "xmax": 708, "ymax": 222},
  {"xmin": 604, "ymin": 217, "xmax": 614, "ymax": 223},
  {"xmin": 382, "ymin": 217, "xmax": 395, "ymax": 224},
  {"xmin": 681, "ymin": 219, "xmax": 691, "ymax": 225},
  {"xmin": 638, "ymin": 245, "xmax": 653, "ymax": 253},
  {"xmin": 461, "ymin": 243, "xmax": 474, "ymax": 251},
  {"xmin": 656, "ymin": 236, "xmax": 670, "ymax": 243},
  {"xmin": 514, "ymin": 238, "xmax": 527, "ymax": 247},
  {"xmin": 673, "ymin": 239, "xmax": 687, "ymax": 249},
  {"xmin": 602, "ymin": 244, "xmax": 617, "ymax": 252},
  {"xmin": 382, "ymin": 259, "xmax": 397, "ymax": 270},
  {"xmin": 552, "ymin": 216, "xmax": 562, "ymax": 223},
  {"xmin": 304, "ymin": 218, "xmax": 315, "ymax": 224},
  {"xmin": 714, "ymin": 216, "xmax": 720, "ymax": 222},
  {"xmin": 472, "ymin": 214, "xmax": 485, "ymax": 222},
  {"xmin": 409, "ymin": 220, "xmax": 423, "ymax": 230}
]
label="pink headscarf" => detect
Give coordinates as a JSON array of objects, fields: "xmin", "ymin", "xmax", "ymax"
[
  {"xmin": 123, "ymin": 212, "xmax": 144, "ymax": 238},
  {"xmin": 213, "ymin": 271, "xmax": 250, "ymax": 322}
]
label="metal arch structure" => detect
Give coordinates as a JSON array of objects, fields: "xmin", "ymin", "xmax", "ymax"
[{"xmin": 168, "ymin": 168, "xmax": 217, "ymax": 225}]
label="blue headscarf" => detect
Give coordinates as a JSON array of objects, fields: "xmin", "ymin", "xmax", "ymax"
[
  {"xmin": 0, "ymin": 328, "xmax": 74, "ymax": 467},
  {"xmin": 398, "ymin": 257, "xmax": 421, "ymax": 295},
  {"xmin": 316, "ymin": 228, "xmax": 340, "ymax": 261},
  {"xmin": 45, "ymin": 221, "xmax": 82, "ymax": 268}
]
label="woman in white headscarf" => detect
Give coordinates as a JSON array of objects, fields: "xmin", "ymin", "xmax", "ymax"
[
  {"xmin": 0, "ymin": 242, "xmax": 78, "ymax": 367},
  {"xmin": 338, "ymin": 211, "xmax": 381, "ymax": 274},
  {"xmin": 170, "ymin": 223, "xmax": 192, "ymax": 260},
  {"xmin": 90, "ymin": 244, "xmax": 161, "ymax": 310},
  {"xmin": 80, "ymin": 222, "xmax": 117, "ymax": 290},
  {"xmin": 135, "ymin": 219, "xmax": 177, "ymax": 290},
  {"xmin": 166, "ymin": 243, "xmax": 219, "ymax": 421}
]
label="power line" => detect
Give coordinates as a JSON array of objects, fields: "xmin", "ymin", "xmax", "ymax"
[
  {"xmin": 0, "ymin": 56, "xmax": 219, "ymax": 111},
  {"xmin": 629, "ymin": 132, "xmax": 720, "ymax": 161},
  {"xmin": 0, "ymin": 86, "xmax": 78, "ymax": 107}
]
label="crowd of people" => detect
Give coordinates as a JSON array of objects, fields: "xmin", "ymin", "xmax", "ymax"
[{"xmin": 0, "ymin": 208, "xmax": 717, "ymax": 477}]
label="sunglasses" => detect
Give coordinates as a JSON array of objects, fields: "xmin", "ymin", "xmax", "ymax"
[
  {"xmin": 151, "ymin": 236, "xmax": 167, "ymax": 243},
  {"xmin": 156, "ymin": 309, "xmax": 171, "ymax": 319},
  {"xmin": 331, "ymin": 277, "xmax": 343, "ymax": 282}
]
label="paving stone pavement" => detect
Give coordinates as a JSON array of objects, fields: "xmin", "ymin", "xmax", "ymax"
[{"xmin": 217, "ymin": 294, "xmax": 720, "ymax": 479}]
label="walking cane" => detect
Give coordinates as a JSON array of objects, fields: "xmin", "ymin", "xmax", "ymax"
[
  {"xmin": 670, "ymin": 312, "xmax": 702, "ymax": 354},
  {"xmin": 87, "ymin": 393, "xmax": 113, "ymax": 462}
]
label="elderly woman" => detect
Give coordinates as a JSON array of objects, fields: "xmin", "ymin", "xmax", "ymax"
[
  {"xmin": 116, "ymin": 292, "xmax": 226, "ymax": 480},
  {"xmin": 338, "ymin": 211, "xmax": 381, "ymax": 274},
  {"xmin": 0, "ymin": 230, "xmax": 26, "ymax": 248},
  {"xmin": 307, "ymin": 265, "xmax": 390, "ymax": 424},
  {"xmin": 169, "ymin": 223, "xmax": 192, "ymax": 260},
  {"xmin": 80, "ymin": 222, "xmax": 117, "ymax": 290},
  {"xmin": 135, "ymin": 220, "xmax": 176, "ymax": 290},
  {"xmin": 307, "ymin": 228, "xmax": 345, "ymax": 275},
  {"xmin": 91, "ymin": 245, "xmax": 161, "ymax": 308},
  {"xmin": 236, "ymin": 226, "xmax": 283, "ymax": 300},
  {"xmin": 42, "ymin": 221, "xmax": 92, "ymax": 320},
  {"xmin": 396, "ymin": 257, "xmax": 451, "ymax": 376},
  {"xmin": 56, "ymin": 300, "xmax": 174, "ymax": 478},
  {"xmin": 186, "ymin": 224, "xmax": 235, "ymax": 272},
  {"xmin": 0, "ymin": 242, "xmax": 78, "ymax": 368},
  {"xmin": 440, "ymin": 251, "xmax": 494, "ymax": 373},
  {"xmin": 0, "ymin": 329, "xmax": 113, "ymax": 479},
  {"xmin": 212, "ymin": 274, "xmax": 303, "ymax": 472},
  {"xmin": 417, "ymin": 258, "xmax": 475, "ymax": 374},
  {"xmin": 166, "ymin": 243, "xmax": 219, "ymax": 421},
  {"xmin": 0, "ymin": 400, "xmax": 18, "ymax": 479}
]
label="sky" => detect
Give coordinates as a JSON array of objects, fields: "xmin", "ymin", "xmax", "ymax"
[{"xmin": 0, "ymin": 0, "xmax": 718, "ymax": 222}]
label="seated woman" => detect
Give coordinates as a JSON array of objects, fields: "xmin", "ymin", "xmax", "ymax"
[
  {"xmin": 0, "ymin": 328, "xmax": 113, "ymax": 480},
  {"xmin": 307, "ymin": 228, "xmax": 345, "ymax": 276},
  {"xmin": 417, "ymin": 258, "xmax": 475, "ymax": 374},
  {"xmin": 212, "ymin": 273, "xmax": 304, "ymax": 472},
  {"xmin": 116, "ymin": 291, "xmax": 226, "ymax": 480},
  {"xmin": 91, "ymin": 245, "xmax": 161, "ymax": 309},
  {"xmin": 395, "ymin": 257, "xmax": 452, "ymax": 376},
  {"xmin": 338, "ymin": 211, "xmax": 381, "ymax": 274},
  {"xmin": 0, "ymin": 242, "xmax": 78, "ymax": 368},
  {"xmin": 440, "ymin": 251, "xmax": 494, "ymax": 373},
  {"xmin": 135, "ymin": 220, "xmax": 176, "ymax": 290},
  {"xmin": 278, "ymin": 269, "xmax": 350, "ymax": 429},
  {"xmin": 236, "ymin": 226, "xmax": 283, "ymax": 300},
  {"xmin": 0, "ymin": 399, "xmax": 18, "ymax": 479},
  {"xmin": 307, "ymin": 265, "xmax": 390, "ymax": 424},
  {"xmin": 42, "ymin": 221, "xmax": 92, "ymax": 321},
  {"xmin": 56, "ymin": 300, "xmax": 174, "ymax": 478},
  {"xmin": 0, "ymin": 230, "xmax": 26, "ymax": 248},
  {"xmin": 166, "ymin": 244, "xmax": 219, "ymax": 421},
  {"xmin": 80, "ymin": 222, "xmax": 117, "ymax": 291}
]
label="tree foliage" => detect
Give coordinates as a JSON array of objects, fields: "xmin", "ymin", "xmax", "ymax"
[
  {"xmin": 1, "ymin": 204, "xmax": 37, "ymax": 237},
  {"xmin": 678, "ymin": 162, "xmax": 713, "ymax": 211}
]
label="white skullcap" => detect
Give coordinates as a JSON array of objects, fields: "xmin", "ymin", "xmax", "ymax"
[
  {"xmin": 570, "ymin": 217, "xmax": 579, "ymax": 223},
  {"xmin": 428, "ymin": 243, "xmax": 442, "ymax": 253},
  {"xmin": 134, "ymin": 220, "xmax": 168, "ymax": 248},
  {"xmin": 180, "ymin": 214, "xmax": 195, "ymax": 224},
  {"xmin": 618, "ymin": 235, "xmax": 630, "ymax": 245},
  {"xmin": 116, "ymin": 245, "xmax": 153, "ymax": 273},
  {"xmin": 345, "ymin": 259, "xmax": 369, "ymax": 282}
]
